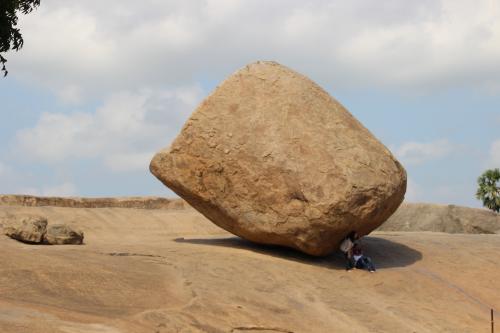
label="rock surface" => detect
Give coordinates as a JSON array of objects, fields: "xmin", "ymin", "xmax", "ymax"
[
  {"xmin": 150, "ymin": 61, "xmax": 407, "ymax": 256},
  {"xmin": 1, "ymin": 203, "xmax": 500, "ymax": 333},
  {"xmin": 379, "ymin": 203, "xmax": 500, "ymax": 234},
  {"xmin": 43, "ymin": 224, "xmax": 84, "ymax": 245},
  {"xmin": 1, "ymin": 196, "xmax": 497, "ymax": 235},
  {"xmin": 3, "ymin": 215, "xmax": 47, "ymax": 243},
  {"xmin": 0, "ymin": 194, "xmax": 189, "ymax": 210},
  {"xmin": 2, "ymin": 213, "xmax": 85, "ymax": 245}
]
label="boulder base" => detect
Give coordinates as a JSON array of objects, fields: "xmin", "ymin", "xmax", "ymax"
[{"xmin": 150, "ymin": 61, "xmax": 406, "ymax": 256}]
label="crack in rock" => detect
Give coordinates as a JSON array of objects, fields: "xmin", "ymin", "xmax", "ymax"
[{"xmin": 231, "ymin": 326, "xmax": 294, "ymax": 333}]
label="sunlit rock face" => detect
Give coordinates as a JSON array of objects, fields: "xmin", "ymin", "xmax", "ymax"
[{"xmin": 150, "ymin": 61, "xmax": 406, "ymax": 256}]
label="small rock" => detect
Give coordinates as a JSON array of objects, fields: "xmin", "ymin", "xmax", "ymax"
[
  {"xmin": 43, "ymin": 224, "xmax": 84, "ymax": 245},
  {"xmin": 3, "ymin": 215, "xmax": 48, "ymax": 243}
]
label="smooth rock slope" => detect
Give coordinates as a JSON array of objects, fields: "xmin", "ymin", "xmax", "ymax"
[
  {"xmin": 150, "ymin": 61, "xmax": 407, "ymax": 256},
  {"xmin": 0, "ymin": 201, "xmax": 499, "ymax": 333},
  {"xmin": 380, "ymin": 202, "xmax": 500, "ymax": 234}
]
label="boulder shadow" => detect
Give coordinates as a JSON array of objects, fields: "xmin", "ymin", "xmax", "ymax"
[{"xmin": 174, "ymin": 235, "xmax": 422, "ymax": 270}]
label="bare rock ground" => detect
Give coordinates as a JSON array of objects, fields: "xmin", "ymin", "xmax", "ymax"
[
  {"xmin": 0, "ymin": 199, "xmax": 499, "ymax": 332},
  {"xmin": 380, "ymin": 202, "xmax": 500, "ymax": 234}
]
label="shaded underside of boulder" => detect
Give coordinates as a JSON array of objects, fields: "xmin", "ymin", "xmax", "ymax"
[{"xmin": 150, "ymin": 61, "xmax": 406, "ymax": 256}]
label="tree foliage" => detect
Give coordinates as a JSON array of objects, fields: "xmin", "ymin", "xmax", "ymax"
[
  {"xmin": 0, "ymin": 0, "xmax": 40, "ymax": 77},
  {"xmin": 476, "ymin": 168, "xmax": 500, "ymax": 213}
]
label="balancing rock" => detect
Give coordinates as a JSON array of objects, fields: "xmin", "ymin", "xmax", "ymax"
[{"xmin": 150, "ymin": 61, "xmax": 406, "ymax": 256}]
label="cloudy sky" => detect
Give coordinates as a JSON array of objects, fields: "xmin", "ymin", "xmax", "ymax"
[{"xmin": 1, "ymin": 0, "xmax": 499, "ymax": 207}]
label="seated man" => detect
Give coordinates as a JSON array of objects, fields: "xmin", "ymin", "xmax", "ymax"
[
  {"xmin": 352, "ymin": 244, "xmax": 376, "ymax": 273},
  {"xmin": 339, "ymin": 231, "xmax": 358, "ymax": 270}
]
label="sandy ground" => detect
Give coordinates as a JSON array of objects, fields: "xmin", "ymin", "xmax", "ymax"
[{"xmin": 1, "ymin": 205, "xmax": 499, "ymax": 333}]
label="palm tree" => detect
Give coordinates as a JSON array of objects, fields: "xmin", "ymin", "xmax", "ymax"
[{"xmin": 476, "ymin": 168, "xmax": 500, "ymax": 213}]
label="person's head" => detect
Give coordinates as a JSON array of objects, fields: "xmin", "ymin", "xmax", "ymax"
[{"xmin": 347, "ymin": 231, "xmax": 358, "ymax": 241}]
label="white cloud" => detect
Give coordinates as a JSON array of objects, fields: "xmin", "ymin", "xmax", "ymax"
[
  {"xmin": 429, "ymin": 184, "xmax": 481, "ymax": 207},
  {"xmin": 403, "ymin": 179, "xmax": 480, "ymax": 207},
  {"xmin": 395, "ymin": 139, "xmax": 454, "ymax": 166},
  {"xmin": 56, "ymin": 85, "xmax": 83, "ymax": 105},
  {"xmin": 14, "ymin": 86, "xmax": 203, "ymax": 167},
  {"xmin": 15, "ymin": 182, "xmax": 77, "ymax": 197},
  {"xmin": 7, "ymin": 0, "xmax": 500, "ymax": 100},
  {"xmin": 16, "ymin": 112, "xmax": 94, "ymax": 162},
  {"xmin": 14, "ymin": 187, "xmax": 41, "ymax": 196},
  {"xmin": 0, "ymin": 162, "xmax": 16, "ymax": 190},
  {"xmin": 42, "ymin": 182, "xmax": 77, "ymax": 196},
  {"xmin": 0, "ymin": 162, "xmax": 24, "ymax": 194},
  {"xmin": 0, "ymin": 162, "xmax": 76, "ymax": 196},
  {"xmin": 0, "ymin": 162, "xmax": 6, "ymax": 177},
  {"xmin": 488, "ymin": 139, "xmax": 500, "ymax": 167},
  {"xmin": 3, "ymin": 0, "xmax": 499, "ymax": 203},
  {"xmin": 337, "ymin": 1, "xmax": 500, "ymax": 88},
  {"xmin": 104, "ymin": 152, "xmax": 154, "ymax": 172},
  {"xmin": 404, "ymin": 178, "xmax": 422, "ymax": 202}
]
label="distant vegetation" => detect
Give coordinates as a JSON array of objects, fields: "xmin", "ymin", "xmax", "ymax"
[
  {"xmin": 0, "ymin": 0, "xmax": 40, "ymax": 77},
  {"xmin": 476, "ymin": 168, "xmax": 500, "ymax": 213}
]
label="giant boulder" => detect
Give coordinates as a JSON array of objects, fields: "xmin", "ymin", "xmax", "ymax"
[{"xmin": 150, "ymin": 61, "xmax": 406, "ymax": 256}]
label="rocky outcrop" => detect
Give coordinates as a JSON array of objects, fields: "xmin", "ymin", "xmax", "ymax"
[
  {"xmin": 379, "ymin": 203, "xmax": 500, "ymax": 234},
  {"xmin": 2, "ymin": 215, "xmax": 84, "ymax": 245},
  {"xmin": 44, "ymin": 224, "xmax": 84, "ymax": 245},
  {"xmin": 150, "ymin": 61, "xmax": 407, "ymax": 256},
  {"xmin": 3, "ymin": 215, "xmax": 48, "ymax": 243},
  {"xmin": 0, "ymin": 195, "xmax": 189, "ymax": 210}
]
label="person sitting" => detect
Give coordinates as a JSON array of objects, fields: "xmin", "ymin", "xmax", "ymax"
[
  {"xmin": 352, "ymin": 244, "xmax": 376, "ymax": 273},
  {"xmin": 339, "ymin": 231, "xmax": 358, "ymax": 271}
]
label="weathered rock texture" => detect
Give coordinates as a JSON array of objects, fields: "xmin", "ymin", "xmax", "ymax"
[
  {"xmin": 44, "ymin": 224, "xmax": 84, "ymax": 245},
  {"xmin": 0, "ymin": 195, "xmax": 190, "ymax": 210},
  {"xmin": 3, "ymin": 215, "xmax": 48, "ymax": 243},
  {"xmin": 2, "ymin": 214, "xmax": 84, "ymax": 245},
  {"xmin": 150, "ymin": 61, "xmax": 407, "ymax": 256},
  {"xmin": 1, "ymin": 204, "xmax": 499, "ymax": 333},
  {"xmin": 379, "ymin": 203, "xmax": 500, "ymax": 234}
]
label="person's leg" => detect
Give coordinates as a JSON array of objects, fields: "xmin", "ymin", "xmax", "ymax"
[
  {"xmin": 355, "ymin": 256, "xmax": 375, "ymax": 272},
  {"xmin": 355, "ymin": 258, "xmax": 365, "ymax": 270},
  {"xmin": 345, "ymin": 253, "xmax": 354, "ymax": 270},
  {"xmin": 364, "ymin": 257, "xmax": 376, "ymax": 272}
]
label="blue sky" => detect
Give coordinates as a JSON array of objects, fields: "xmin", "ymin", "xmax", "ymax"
[{"xmin": 1, "ymin": 0, "xmax": 499, "ymax": 207}]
